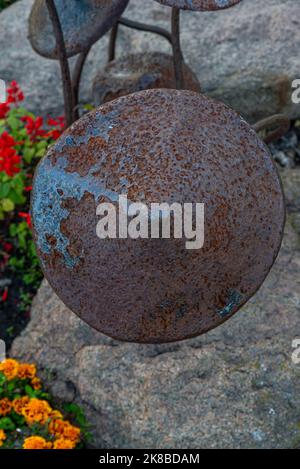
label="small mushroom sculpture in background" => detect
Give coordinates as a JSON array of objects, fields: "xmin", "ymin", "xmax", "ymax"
[{"xmin": 93, "ymin": 52, "xmax": 201, "ymax": 106}]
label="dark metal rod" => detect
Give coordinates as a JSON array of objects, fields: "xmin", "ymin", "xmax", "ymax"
[
  {"xmin": 118, "ymin": 17, "xmax": 173, "ymax": 45},
  {"xmin": 171, "ymin": 7, "xmax": 184, "ymax": 90},
  {"xmin": 72, "ymin": 47, "xmax": 91, "ymax": 120},
  {"xmin": 108, "ymin": 22, "xmax": 119, "ymax": 62},
  {"xmin": 253, "ymin": 114, "xmax": 290, "ymax": 144},
  {"xmin": 46, "ymin": 0, "xmax": 74, "ymax": 127}
]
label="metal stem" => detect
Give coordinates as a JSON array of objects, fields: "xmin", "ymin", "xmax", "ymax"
[
  {"xmin": 118, "ymin": 17, "xmax": 173, "ymax": 45},
  {"xmin": 46, "ymin": 0, "xmax": 74, "ymax": 127},
  {"xmin": 171, "ymin": 7, "xmax": 184, "ymax": 89},
  {"xmin": 253, "ymin": 114, "xmax": 290, "ymax": 144},
  {"xmin": 72, "ymin": 48, "xmax": 91, "ymax": 120},
  {"xmin": 108, "ymin": 22, "xmax": 119, "ymax": 62}
]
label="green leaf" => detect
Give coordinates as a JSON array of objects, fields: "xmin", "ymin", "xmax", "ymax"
[
  {"xmin": 7, "ymin": 381, "xmax": 16, "ymax": 393},
  {"xmin": 0, "ymin": 182, "xmax": 10, "ymax": 199},
  {"xmin": 7, "ymin": 190, "xmax": 25, "ymax": 205},
  {"xmin": 25, "ymin": 385, "xmax": 35, "ymax": 398},
  {"xmin": 0, "ymin": 417, "xmax": 16, "ymax": 432},
  {"xmin": 0, "ymin": 373, "xmax": 6, "ymax": 386},
  {"xmin": 2, "ymin": 198, "xmax": 14, "ymax": 212},
  {"xmin": 23, "ymin": 147, "xmax": 36, "ymax": 164},
  {"xmin": 7, "ymin": 115, "xmax": 20, "ymax": 131}
]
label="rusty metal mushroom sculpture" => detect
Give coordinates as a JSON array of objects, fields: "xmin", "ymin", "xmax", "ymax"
[
  {"xmin": 28, "ymin": 0, "xmax": 129, "ymax": 127},
  {"xmin": 154, "ymin": 0, "xmax": 242, "ymax": 11},
  {"xmin": 29, "ymin": 0, "xmax": 129, "ymax": 59},
  {"xmin": 31, "ymin": 89, "xmax": 285, "ymax": 344},
  {"xmin": 152, "ymin": 0, "xmax": 242, "ymax": 89},
  {"xmin": 93, "ymin": 52, "xmax": 201, "ymax": 105}
]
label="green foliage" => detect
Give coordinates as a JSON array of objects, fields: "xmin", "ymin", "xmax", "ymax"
[
  {"xmin": 9, "ymin": 222, "xmax": 43, "ymax": 290},
  {"xmin": 0, "ymin": 82, "xmax": 64, "ymax": 311},
  {"xmin": 0, "ymin": 0, "xmax": 16, "ymax": 12}
]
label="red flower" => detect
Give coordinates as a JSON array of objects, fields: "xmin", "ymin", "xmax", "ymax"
[
  {"xmin": 2, "ymin": 242, "xmax": 13, "ymax": 253},
  {"xmin": 19, "ymin": 212, "xmax": 32, "ymax": 228},
  {"xmin": 21, "ymin": 116, "xmax": 47, "ymax": 141},
  {"xmin": 25, "ymin": 186, "xmax": 32, "ymax": 192},
  {"xmin": 7, "ymin": 81, "xmax": 24, "ymax": 104},
  {"xmin": 0, "ymin": 131, "xmax": 21, "ymax": 177},
  {"xmin": 0, "ymin": 131, "xmax": 18, "ymax": 148},
  {"xmin": 46, "ymin": 116, "xmax": 65, "ymax": 140},
  {"xmin": 0, "ymin": 103, "xmax": 10, "ymax": 119},
  {"xmin": 1, "ymin": 288, "xmax": 8, "ymax": 302},
  {"xmin": 0, "ymin": 81, "xmax": 24, "ymax": 120}
]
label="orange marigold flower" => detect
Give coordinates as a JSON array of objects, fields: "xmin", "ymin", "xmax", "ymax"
[
  {"xmin": 21, "ymin": 398, "xmax": 52, "ymax": 425},
  {"xmin": 12, "ymin": 396, "xmax": 30, "ymax": 415},
  {"xmin": 23, "ymin": 436, "xmax": 52, "ymax": 450},
  {"xmin": 0, "ymin": 398, "xmax": 12, "ymax": 417},
  {"xmin": 0, "ymin": 429, "xmax": 6, "ymax": 447},
  {"xmin": 18, "ymin": 363, "xmax": 37, "ymax": 380},
  {"xmin": 0, "ymin": 429, "xmax": 6, "ymax": 446},
  {"xmin": 53, "ymin": 438, "xmax": 77, "ymax": 450},
  {"xmin": 0, "ymin": 358, "xmax": 19, "ymax": 381},
  {"xmin": 62, "ymin": 423, "xmax": 81, "ymax": 443},
  {"xmin": 48, "ymin": 419, "xmax": 80, "ymax": 443},
  {"xmin": 48, "ymin": 418, "xmax": 68, "ymax": 437},
  {"xmin": 31, "ymin": 377, "xmax": 42, "ymax": 390}
]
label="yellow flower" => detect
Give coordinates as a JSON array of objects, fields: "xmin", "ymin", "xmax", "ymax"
[
  {"xmin": 0, "ymin": 429, "xmax": 6, "ymax": 447},
  {"xmin": 0, "ymin": 359, "xmax": 19, "ymax": 381},
  {"xmin": 18, "ymin": 363, "xmax": 36, "ymax": 380},
  {"xmin": 31, "ymin": 377, "xmax": 42, "ymax": 390},
  {"xmin": 23, "ymin": 436, "xmax": 52, "ymax": 450},
  {"xmin": 53, "ymin": 438, "xmax": 77, "ymax": 449},
  {"xmin": 0, "ymin": 398, "xmax": 12, "ymax": 416},
  {"xmin": 21, "ymin": 398, "xmax": 52, "ymax": 425},
  {"xmin": 12, "ymin": 396, "xmax": 30, "ymax": 415}
]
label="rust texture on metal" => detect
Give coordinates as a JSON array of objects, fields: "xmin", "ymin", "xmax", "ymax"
[
  {"xmin": 93, "ymin": 52, "xmax": 201, "ymax": 105},
  {"xmin": 154, "ymin": 0, "xmax": 242, "ymax": 11},
  {"xmin": 31, "ymin": 89, "xmax": 285, "ymax": 344},
  {"xmin": 28, "ymin": 0, "xmax": 129, "ymax": 59}
]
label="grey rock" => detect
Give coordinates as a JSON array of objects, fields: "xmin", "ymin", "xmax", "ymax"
[
  {"xmin": 11, "ymin": 168, "xmax": 300, "ymax": 448},
  {"xmin": 0, "ymin": 0, "xmax": 300, "ymax": 122},
  {"xmin": 273, "ymin": 151, "xmax": 290, "ymax": 168}
]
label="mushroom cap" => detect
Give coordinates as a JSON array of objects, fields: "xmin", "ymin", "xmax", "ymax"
[
  {"xmin": 93, "ymin": 52, "xmax": 201, "ymax": 105},
  {"xmin": 31, "ymin": 89, "xmax": 285, "ymax": 344},
  {"xmin": 154, "ymin": 0, "xmax": 242, "ymax": 11},
  {"xmin": 28, "ymin": 0, "xmax": 129, "ymax": 59}
]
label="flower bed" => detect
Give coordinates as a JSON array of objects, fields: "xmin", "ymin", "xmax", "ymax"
[
  {"xmin": 0, "ymin": 359, "xmax": 90, "ymax": 449},
  {"xmin": 0, "ymin": 82, "xmax": 64, "ymax": 346}
]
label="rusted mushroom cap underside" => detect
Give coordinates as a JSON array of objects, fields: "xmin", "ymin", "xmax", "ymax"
[
  {"xmin": 154, "ymin": 0, "xmax": 242, "ymax": 11},
  {"xmin": 93, "ymin": 52, "xmax": 201, "ymax": 105},
  {"xmin": 31, "ymin": 89, "xmax": 285, "ymax": 344},
  {"xmin": 28, "ymin": 0, "xmax": 129, "ymax": 59}
]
